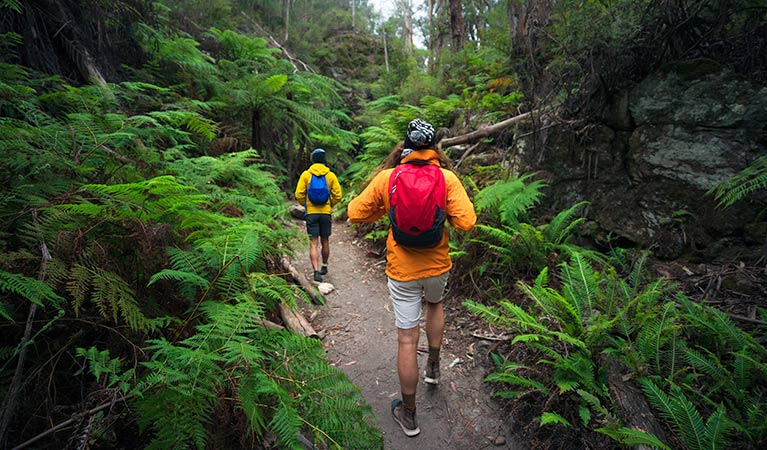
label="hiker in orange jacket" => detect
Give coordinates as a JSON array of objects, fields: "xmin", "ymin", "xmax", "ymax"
[
  {"xmin": 295, "ymin": 148, "xmax": 343, "ymax": 282},
  {"xmin": 348, "ymin": 119, "xmax": 476, "ymax": 437}
]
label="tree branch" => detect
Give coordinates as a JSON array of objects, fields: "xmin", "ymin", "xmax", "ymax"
[
  {"xmin": 240, "ymin": 12, "xmax": 314, "ymax": 73},
  {"xmin": 439, "ymin": 111, "xmax": 534, "ymax": 148}
]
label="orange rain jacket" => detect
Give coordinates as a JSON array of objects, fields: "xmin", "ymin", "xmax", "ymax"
[
  {"xmin": 295, "ymin": 163, "xmax": 343, "ymax": 215},
  {"xmin": 348, "ymin": 149, "xmax": 477, "ymax": 282}
]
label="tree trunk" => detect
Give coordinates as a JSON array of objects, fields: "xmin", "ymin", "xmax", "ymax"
[
  {"xmin": 383, "ymin": 26, "xmax": 390, "ymax": 73},
  {"xmin": 507, "ymin": 0, "xmax": 553, "ymax": 75},
  {"xmin": 449, "ymin": 0, "xmax": 464, "ymax": 51},
  {"xmin": 400, "ymin": 0, "xmax": 415, "ymax": 54},
  {"xmin": 283, "ymin": 0, "xmax": 291, "ymax": 42},
  {"xmin": 251, "ymin": 108, "xmax": 261, "ymax": 151}
]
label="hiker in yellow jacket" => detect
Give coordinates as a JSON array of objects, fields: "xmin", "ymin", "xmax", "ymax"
[
  {"xmin": 348, "ymin": 119, "xmax": 476, "ymax": 437},
  {"xmin": 295, "ymin": 148, "xmax": 343, "ymax": 282}
]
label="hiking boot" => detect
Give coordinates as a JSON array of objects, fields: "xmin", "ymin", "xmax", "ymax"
[
  {"xmin": 391, "ymin": 399, "xmax": 420, "ymax": 437},
  {"xmin": 424, "ymin": 360, "xmax": 440, "ymax": 385},
  {"xmin": 319, "ymin": 266, "xmax": 328, "ymax": 275},
  {"xmin": 313, "ymin": 271, "xmax": 322, "ymax": 282}
]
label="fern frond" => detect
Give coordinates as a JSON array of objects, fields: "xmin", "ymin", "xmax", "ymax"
[
  {"xmin": 640, "ymin": 378, "xmax": 709, "ymax": 450},
  {"xmin": 560, "ymin": 253, "xmax": 599, "ymax": 326},
  {"xmin": 596, "ymin": 426, "xmax": 671, "ymax": 449},
  {"xmin": 0, "ymin": 270, "xmax": 64, "ymax": 309},
  {"xmin": 475, "ymin": 174, "xmax": 545, "ymax": 227},
  {"xmin": 540, "ymin": 412, "xmax": 571, "ymax": 427},
  {"xmin": 709, "ymin": 155, "xmax": 767, "ymax": 208},
  {"xmin": 484, "ymin": 362, "xmax": 548, "ymax": 393},
  {"xmin": 542, "ymin": 201, "xmax": 588, "ymax": 245}
]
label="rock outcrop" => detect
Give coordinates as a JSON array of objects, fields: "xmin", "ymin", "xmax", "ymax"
[{"xmin": 509, "ymin": 61, "xmax": 767, "ymax": 260}]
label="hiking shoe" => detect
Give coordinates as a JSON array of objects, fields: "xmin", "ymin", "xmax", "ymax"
[
  {"xmin": 424, "ymin": 360, "xmax": 440, "ymax": 385},
  {"xmin": 313, "ymin": 271, "xmax": 322, "ymax": 282},
  {"xmin": 391, "ymin": 399, "xmax": 420, "ymax": 437},
  {"xmin": 319, "ymin": 266, "xmax": 328, "ymax": 275}
]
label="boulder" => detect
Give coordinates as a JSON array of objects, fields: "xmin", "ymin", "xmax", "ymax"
[{"xmin": 517, "ymin": 62, "xmax": 767, "ymax": 255}]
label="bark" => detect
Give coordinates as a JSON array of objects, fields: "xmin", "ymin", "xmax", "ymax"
[
  {"xmin": 278, "ymin": 303, "xmax": 319, "ymax": 338},
  {"xmin": 382, "ymin": 26, "xmax": 389, "ymax": 73},
  {"xmin": 449, "ymin": 0, "xmax": 464, "ymax": 51},
  {"xmin": 34, "ymin": 0, "xmax": 110, "ymax": 89},
  {"xmin": 438, "ymin": 111, "xmax": 533, "ymax": 148},
  {"xmin": 280, "ymin": 256, "xmax": 325, "ymax": 305},
  {"xmin": 399, "ymin": 0, "xmax": 414, "ymax": 54}
]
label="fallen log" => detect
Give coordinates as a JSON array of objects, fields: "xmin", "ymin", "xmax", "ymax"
[
  {"xmin": 258, "ymin": 318, "xmax": 284, "ymax": 331},
  {"xmin": 280, "ymin": 256, "xmax": 325, "ymax": 305},
  {"xmin": 278, "ymin": 302, "xmax": 319, "ymax": 339},
  {"xmin": 606, "ymin": 358, "xmax": 670, "ymax": 450},
  {"xmin": 439, "ymin": 111, "xmax": 533, "ymax": 148}
]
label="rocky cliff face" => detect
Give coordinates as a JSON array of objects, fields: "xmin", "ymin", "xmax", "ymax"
[{"xmin": 510, "ymin": 61, "xmax": 767, "ymax": 261}]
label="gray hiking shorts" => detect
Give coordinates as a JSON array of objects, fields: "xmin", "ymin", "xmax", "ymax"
[{"xmin": 387, "ymin": 272, "xmax": 449, "ymax": 329}]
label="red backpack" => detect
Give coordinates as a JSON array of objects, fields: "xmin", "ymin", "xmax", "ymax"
[{"xmin": 388, "ymin": 161, "xmax": 447, "ymax": 248}]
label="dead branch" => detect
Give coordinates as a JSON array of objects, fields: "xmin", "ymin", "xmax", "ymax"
[
  {"xmin": 278, "ymin": 302, "xmax": 319, "ymax": 339},
  {"xmin": 453, "ymin": 141, "xmax": 481, "ymax": 171},
  {"xmin": 280, "ymin": 256, "xmax": 325, "ymax": 305},
  {"xmin": 240, "ymin": 12, "xmax": 314, "ymax": 73},
  {"xmin": 10, "ymin": 396, "xmax": 120, "ymax": 450},
  {"xmin": 439, "ymin": 111, "xmax": 534, "ymax": 148},
  {"xmin": 0, "ymin": 213, "xmax": 50, "ymax": 446}
]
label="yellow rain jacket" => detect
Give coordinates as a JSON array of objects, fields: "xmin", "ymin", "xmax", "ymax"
[
  {"xmin": 348, "ymin": 150, "xmax": 477, "ymax": 281},
  {"xmin": 295, "ymin": 163, "xmax": 343, "ymax": 214}
]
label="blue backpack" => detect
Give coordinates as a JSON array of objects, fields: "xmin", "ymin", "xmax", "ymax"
[{"xmin": 306, "ymin": 174, "xmax": 330, "ymax": 204}]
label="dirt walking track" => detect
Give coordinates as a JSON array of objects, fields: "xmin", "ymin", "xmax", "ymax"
[{"xmin": 291, "ymin": 219, "xmax": 524, "ymax": 450}]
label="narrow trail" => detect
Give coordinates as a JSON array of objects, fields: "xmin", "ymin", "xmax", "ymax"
[{"xmin": 290, "ymin": 219, "xmax": 525, "ymax": 450}]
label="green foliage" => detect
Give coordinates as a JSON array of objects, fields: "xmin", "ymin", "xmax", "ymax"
[
  {"xmin": 475, "ymin": 174, "xmax": 546, "ymax": 227},
  {"xmin": 66, "ymin": 263, "xmax": 157, "ymax": 332},
  {"xmin": 596, "ymin": 426, "xmax": 671, "ymax": 450},
  {"xmin": 136, "ymin": 301, "xmax": 381, "ymax": 450},
  {"xmin": 0, "ymin": 20, "xmax": 377, "ymax": 446},
  {"xmin": 466, "ymin": 249, "xmax": 767, "ymax": 449},
  {"xmin": 0, "ymin": 270, "xmax": 64, "ymax": 315},
  {"xmin": 708, "ymin": 154, "xmax": 767, "ymax": 210},
  {"xmin": 640, "ymin": 379, "xmax": 735, "ymax": 450},
  {"xmin": 469, "ymin": 176, "xmax": 593, "ymax": 279}
]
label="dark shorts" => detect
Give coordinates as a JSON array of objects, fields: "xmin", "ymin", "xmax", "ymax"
[{"xmin": 306, "ymin": 214, "xmax": 332, "ymax": 238}]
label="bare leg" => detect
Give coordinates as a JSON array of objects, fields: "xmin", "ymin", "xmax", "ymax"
[
  {"xmin": 309, "ymin": 237, "xmax": 320, "ymax": 271},
  {"xmin": 425, "ymin": 302, "xmax": 444, "ymax": 349},
  {"xmin": 320, "ymin": 236, "xmax": 330, "ymax": 265},
  {"xmin": 397, "ymin": 326, "xmax": 420, "ymax": 396}
]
